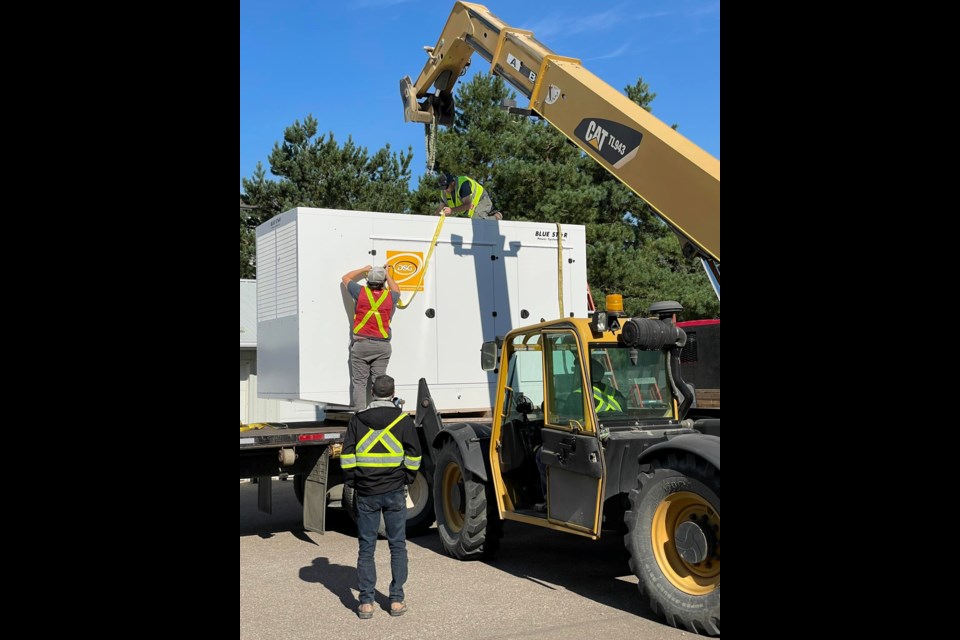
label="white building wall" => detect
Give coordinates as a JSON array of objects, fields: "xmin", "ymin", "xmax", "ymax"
[{"xmin": 240, "ymin": 348, "xmax": 324, "ymax": 424}]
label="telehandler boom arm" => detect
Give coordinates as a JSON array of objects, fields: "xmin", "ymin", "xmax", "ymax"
[{"xmin": 401, "ymin": 1, "xmax": 719, "ymax": 276}]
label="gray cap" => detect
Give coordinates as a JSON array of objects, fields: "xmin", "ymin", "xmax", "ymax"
[
  {"xmin": 372, "ymin": 375, "xmax": 395, "ymax": 399},
  {"xmin": 367, "ymin": 266, "xmax": 387, "ymax": 285}
]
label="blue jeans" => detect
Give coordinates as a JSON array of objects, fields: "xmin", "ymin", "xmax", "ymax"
[{"xmin": 355, "ymin": 488, "xmax": 408, "ymax": 604}]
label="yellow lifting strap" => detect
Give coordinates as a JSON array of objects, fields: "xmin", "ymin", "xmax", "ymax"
[
  {"xmin": 556, "ymin": 222, "xmax": 564, "ymax": 318},
  {"xmin": 396, "ymin": 215, "xmax": 446, "ymax": 309}
]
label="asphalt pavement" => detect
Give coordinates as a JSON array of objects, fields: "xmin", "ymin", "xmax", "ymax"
[{"xmin": 240, "ymin": 479, "xmax": 700, "ymax": 640}]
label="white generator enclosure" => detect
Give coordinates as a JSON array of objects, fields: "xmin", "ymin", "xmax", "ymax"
[{"xmin": 256, "ymin": 208, "xmax": 587, "ymax": 412}]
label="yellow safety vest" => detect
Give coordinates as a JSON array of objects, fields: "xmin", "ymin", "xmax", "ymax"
[
  {"xmin": 442, "ymin": 176, "xmax": 484, "ymax": 218},
  {"xmin": 571, "ymin": 385, "xmax": 624, "ymax": 412}
]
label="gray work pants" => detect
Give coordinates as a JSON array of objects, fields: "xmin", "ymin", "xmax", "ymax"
[
  {"xmin": 472, "ymin": 192, "xmax": 495, "ymax": 219},
  {"xmin": 349, "ymin": 338, "xmax": 392, "ymax": 409}
]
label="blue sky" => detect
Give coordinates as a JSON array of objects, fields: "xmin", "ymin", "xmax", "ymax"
[{"xmin": 240, "ymin": 0, "xmax": 719, "ymax": 192}]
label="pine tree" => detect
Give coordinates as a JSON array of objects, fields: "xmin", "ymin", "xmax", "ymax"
[
  {"xmin": 411, "ymin": 75, "xmax": 718, "ymax": 319},
  {"xmin": 240, "ymin": 115, "xmax": 413, "ymax": 278}
]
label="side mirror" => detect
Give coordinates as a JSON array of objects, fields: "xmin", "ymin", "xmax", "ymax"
[{"xmin": 480, "ymin": 341, "xmax": 498, "ymax": 371}]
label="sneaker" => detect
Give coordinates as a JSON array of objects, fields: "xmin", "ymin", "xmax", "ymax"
[
  {"xmin": 390, "ymin": 602, "xmax": 408, "ymax": 617},
  {"xmin": 357, "ymin": 603, "xmax": 374, "ymax": 619}
]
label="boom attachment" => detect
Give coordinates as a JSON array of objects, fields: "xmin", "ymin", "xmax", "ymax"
[{"xmin": 400, "ymin": 1, "xmax": 720, "ymax": 268}]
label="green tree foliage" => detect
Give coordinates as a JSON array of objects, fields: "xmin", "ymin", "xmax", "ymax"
[
  {"xmin": 240, "ymin": 115, "xmax": 413, "ymax": 277},
  {"xmin": 625, "ymin": 77, "xmax": 655, "ymax": 113},
  {"xmin": 240, "ymin": 204, "xmax": 257, "ymax": 279},
  {"xmin": 409, "ymin": 75, "xmax": 718, "ymax": 319}
]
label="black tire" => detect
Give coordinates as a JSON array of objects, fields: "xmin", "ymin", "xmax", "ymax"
[
  {"xmin": 341, "ymin": 482, "xmax": 358, "ymax": 521},
  {"xmin": 433, "ymin": 439, "xmax": 500, "ymax": 560},
  {"xmin": 624, "ymin": 453, "xmax": 720, "ymax": 636},
  {"xmin": 293, "ymin": 474, "xmax": 306, "ymax": 505},
  {"xmin": 341, "ymin": 467, "xmax": 436, "ymax": 538},
  {"xmin": 404, "ymin": 465, "xmax": 436, "ymax": 537}
]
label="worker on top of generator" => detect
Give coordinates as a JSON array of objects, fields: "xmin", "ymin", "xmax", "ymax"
[
  {"xmin": 436, "ymin": 173, "xmax": 503, "ymax": 220},
  {"xmin": 341, "ymin": 264, "xmax": 401, "ymax": 410}
]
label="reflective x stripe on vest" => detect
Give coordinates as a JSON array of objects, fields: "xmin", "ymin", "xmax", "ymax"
[
  {"xmin": 345, "ymin": 414, "xmax": 407, "ymax": 468},
  {"xmin": 353, "ymin": 287, "xmax": 390, "ymax": 338},
  {"xmin": 341, "ymin": 415, "xmax": 422, "ymax": 470},
  {"xmin": 592, "ymin": 385, "xmax": 622, "ymax": 412},
  {"xmin": 442, "ymin": 176, "xmax": 484, "ymax": 218},
  {"xmin": 570, "ymin": 385, "xmax": 623, "ymax": 412}
]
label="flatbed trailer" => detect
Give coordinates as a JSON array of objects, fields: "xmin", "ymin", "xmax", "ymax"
[
  {"xmin": 240, "ymin": 410, "xmax": 482, "ymax": 535},
  {"xmin": 240, "ymin": 420, "xmax": 347, "ymax": 532}
]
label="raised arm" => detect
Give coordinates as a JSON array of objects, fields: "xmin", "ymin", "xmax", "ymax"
[
  {"xmin": 442, "ymin": 192, "xmax": 472, "ymax": 216},
  {"xmin": 385, "ymin": 266, "xmax": 401, "ymax": 294},
  {"xmin": 341, "ymin": 265, "xmax": 373, "ymax": 287}
]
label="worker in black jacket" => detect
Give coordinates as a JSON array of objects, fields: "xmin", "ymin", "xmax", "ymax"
[{"xmin": 340, "ymin": 374, "xmax": 422, "ymax": 619}]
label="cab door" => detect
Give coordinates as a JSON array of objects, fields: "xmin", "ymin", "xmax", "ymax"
[{"xmin": 539, "ymin": 330, "xmax": 605, "ymax": 536}]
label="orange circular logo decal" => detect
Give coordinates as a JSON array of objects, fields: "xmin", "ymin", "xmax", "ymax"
[{"xmin": 387, "ymin": 252, "xmax": 424, "ymax": 287}]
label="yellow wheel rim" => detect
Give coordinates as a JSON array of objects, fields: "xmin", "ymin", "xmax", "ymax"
[
  {"xmin": 651, "ymin": 491, "xmax": 720, "ymax": 595},
  {"xmin": 442, "ymin": 463, "xmax": 465, "ymax": 532}
]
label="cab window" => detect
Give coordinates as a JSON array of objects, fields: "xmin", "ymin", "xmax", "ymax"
[{"xmin": 543, "ymin": 332, "xmax": 587, "ymax": 428}]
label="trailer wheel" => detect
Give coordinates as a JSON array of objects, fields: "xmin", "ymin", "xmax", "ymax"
[
  {"xmin": 341, "ymin": 467, "xmax": 436, "ymax": 538},
  {"xmin": 625, "ymin": 453, "xmax": 720, "ymax": 636},
  {"xmin": 404, "ymin": 465, "xmax": 436, "ymax": 537},
  {"xmin": 433, "ymin": 440, "xmax": 500, "ymax": 560},
  {"xmin": 293, "ymin": 474, "xmax": 306, "ymax": 505}
]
